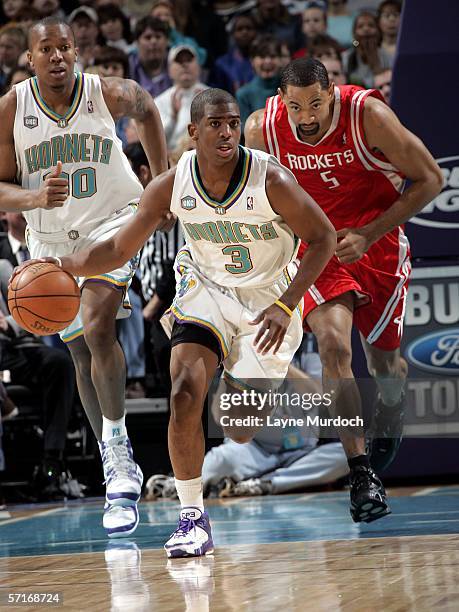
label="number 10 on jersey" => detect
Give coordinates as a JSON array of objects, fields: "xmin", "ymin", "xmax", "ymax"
[{"xmin": 43, "ymin": 167, "xmax": 97, "ymax": 199}]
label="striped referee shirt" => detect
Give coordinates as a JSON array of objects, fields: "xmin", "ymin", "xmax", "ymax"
[{"xmin": 139, "ymin": 224, "xmax": 185, "ymax": 301}]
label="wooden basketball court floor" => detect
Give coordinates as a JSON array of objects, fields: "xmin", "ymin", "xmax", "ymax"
[{"xmin": 1, "ymin": 486, "xmax": 459, "ymax": 611}]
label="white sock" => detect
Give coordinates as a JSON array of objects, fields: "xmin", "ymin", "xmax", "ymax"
[
  {"xmin": 102, "ymin": 415, "xmax": 127, "ymax": 442},
  {"xmin": 175, "ymin": 476, "xmax": 204, "ymax": 511}
]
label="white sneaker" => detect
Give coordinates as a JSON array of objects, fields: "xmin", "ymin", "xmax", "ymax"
[
  {"xmin": 100, "ymin": 436, "xmax": 143, "ymax": 506},
  {"xmin": 164, "ymin": 507, "xmax": 214, "ymax": 558},
  {"xmin": 103, "ymin": 504, "xmax": 140, "ymax": 538}
]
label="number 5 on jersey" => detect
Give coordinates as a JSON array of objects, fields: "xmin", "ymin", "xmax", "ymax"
[
  {"xmin": 43, "ymin": 167, "xmax": 97, "ymax": 199},
  {"xmin": 320, "ymin": 170, "xmax": 340, "ymax": 189}
]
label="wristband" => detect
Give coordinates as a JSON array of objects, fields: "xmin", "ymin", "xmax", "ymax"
[
  {"xmin": 53, "ymin": 256, "xmax": 63, "ymax": 268},
  {"xmin": 274, "ymin": 299, "xmax": 293, "ymax": 318}
]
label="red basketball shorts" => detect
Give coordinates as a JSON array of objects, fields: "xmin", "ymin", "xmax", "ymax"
[{"xmin": 301, "ymin": 227, "xmax": 411, "ymax": 351}]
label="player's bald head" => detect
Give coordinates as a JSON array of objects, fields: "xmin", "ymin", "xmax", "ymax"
[{"xmin": 28, "ymin": 16, "xmax": 75, "ymax": 49}]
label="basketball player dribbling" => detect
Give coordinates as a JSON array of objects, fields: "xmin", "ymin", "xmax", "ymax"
[
  {"xmin": 245, "ymin": 58, "xmax": 443, "ymax": 519},
  {"xmin": 13, "ymin": 88, "xmax": 337, "ymax": 557},
  {"xmin": 0, "ymin": 17, "xmax": 168, "ymax": 537}
]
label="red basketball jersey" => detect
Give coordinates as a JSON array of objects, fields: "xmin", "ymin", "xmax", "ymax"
[{"xmin": 263, "ymin": 85, "xmax": 405, "ymax": 231}]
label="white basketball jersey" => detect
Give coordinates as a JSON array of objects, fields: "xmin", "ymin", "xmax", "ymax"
[
  {"xmin": 13, "ymin": 73, "xmax": 143, "ymax": 234},
  {"xmin": 171, "ymin": 147, "xmax": 299, "ymax": 288}
]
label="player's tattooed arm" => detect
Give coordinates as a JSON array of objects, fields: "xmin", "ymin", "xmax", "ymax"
[
  {"xmin": 102, "ymin": 77, "xmax": 168, "ymax": 177},
  {"xmin": 244, "ymin": 109, "xmax": 268, "ymax": 152}
]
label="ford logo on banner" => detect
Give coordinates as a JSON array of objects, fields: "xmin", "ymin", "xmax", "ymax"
[
  {"xmin": 406, "ymin": 328, "xmax": 459, "ymax": 374},
  {"xmin": 410, "ymin": 156, "xmax": 459, "ymax": 229}
]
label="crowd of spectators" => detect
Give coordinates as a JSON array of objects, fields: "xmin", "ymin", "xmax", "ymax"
[{"xmin": 0, "ymin": 0, "xmax": 402, "ymax": 505}]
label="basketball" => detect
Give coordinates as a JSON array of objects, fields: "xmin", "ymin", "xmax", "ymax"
[{"xmin": 7, "ymin": 262, "xmax": 80, "ymax": 336}]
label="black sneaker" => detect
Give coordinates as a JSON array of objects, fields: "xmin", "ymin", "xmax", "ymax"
[
  {"xmin": 367, "ymin": 393, "xmax": 405, "ymax": 472},
  {"xmin": 349, "ymin": 465, "xmax": 391, "ymax": 523}
]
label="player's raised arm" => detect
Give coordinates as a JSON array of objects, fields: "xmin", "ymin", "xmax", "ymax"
[
  {"xmin": 244, "ymin": 109, "xmax": 268, "ymax": 152},
  {"xmin": 101, "ymin": 77, "xmax": 168, "ymax": 177},
  {"xmin": 359, "ymin": 97, "xmax": 443, "ymax": 244}
]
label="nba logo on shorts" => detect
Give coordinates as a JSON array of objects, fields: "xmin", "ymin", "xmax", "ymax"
[
  {"xmin": 181, "ymin": 196, "xmax": 196, "ymax": 210},
  {"xmin": 24, "ymin": 115, "xmax": 38, "ymax": 129},
  {"xmin": 247, "ymin": 196, "xmax": 254, "ymax": 210}
]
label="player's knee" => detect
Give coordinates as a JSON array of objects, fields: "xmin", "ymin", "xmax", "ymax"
[
  {"xmin": 83, "ymin": 318, "xmax": 116, "ymax": 351},
  {"xmin": 317, "ymin": 330, "xmax": 352, "ymax": 372},
  {"xmin": 170, "ymin": 373, "xmax": 204, "ymax": 426},
  {"xmin": 366, "ymin": 353, "xmax": 400, "ymax": 379}
]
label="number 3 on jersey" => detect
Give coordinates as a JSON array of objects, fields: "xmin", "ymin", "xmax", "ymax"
[
  {"xmin": 222, "ymin": 245, "xmax": 253, "ymax": 274},
  {"xmin": 43, "ymin": 167, "xmax": 97, "ymax": 199},
  {"xmin": 320, "ymin": 170, "xmax": 340, "ymax": 189}
]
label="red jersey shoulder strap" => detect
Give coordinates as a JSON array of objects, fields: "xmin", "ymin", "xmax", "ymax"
[
  {"xmin": 263, "ymin": 94, "xmax": 283, "ymax": 159},
  {"xmin": 349, "ymin": 88, "xmax": 399, "ymax": 172}
]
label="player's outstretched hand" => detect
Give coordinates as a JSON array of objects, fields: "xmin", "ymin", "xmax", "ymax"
[
  {"xmin": 250, "ymin": 304, "xmax": 291, "ymax": 355},
  {"xmin": 34, "ymin": 161, "xmax": 69, "ymax": 210},
  {"xmin": 336, "ymin": 227, "xmax": 372, "ymax": 264},
  {"xmin": 9, "ymin": 257, "xmax": 61, "ymax": 287}
]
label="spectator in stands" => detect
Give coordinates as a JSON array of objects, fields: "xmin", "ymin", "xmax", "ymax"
[
  {"xmin": 4, "ymin": 64, "xmax": 33, "ymax": 90},
  {"xmin": 0, "ymin": 212, "xmax": 28, "ymax": 266},
  {"xmin": 0, "ymin": 259, "xmax": 77, "ymax": 501},
  {"xmin": 170, "ymin": 0, "xmax": 227, "ymax": 68},
  {"xmin": 279, "ymin": 41, "xmax": 291, "ymax": 67},
  {"xmin": 93, "ymin": 46, "xmax": 130, "ymax": 145},
  {"xmin": 374, "ymin": 68, "xmax": 392, "ymax": 104},
  {"xmin": 322, "ymin": 56, "xmax": 346, "ymax": 85},
  {"xmin": 378, "ymin": 0, "xmax": 401, "ymax": 64},
  {"xmin": 97, "ymin": 3, "xmax": 133, "ymax": 55},
  {"xmin": 150, "ymin": 0, "xmax": 207, "ymax": 67},
  {"xmin": 2, "ymin": 0, "xmax": 26, "ymax": 23},
  {"xmin": 10, "ymin": 6, "xmax": 41, "ymax": 38},
  {"xmin": 155, "ymin": 45, "xmax": 207, "ymax": 152},
  {"xmin": 326, "ymin": 0, "xmax": 353, "ymax": 49},
  {"xmin": 301, "ymin": 1, "xmax": 327, "ymax": 45},
  {"xmin": 342, "ymin": 10, "xmax": 392, "ymax": 88},
  {"xmin": 252, "ymin": 0, "xmax": 303, "ymax": 53},
  {"xmin": 32, "ymin": 0, "xmax": 64, "ymax": 19},
  {"xmin": 68, "ymin": 6, "xmax": 100, "ymax": 71},
  {"xmin": 294, "ymin": 32, "xmax": 341, "ymax": 61},
  {"xmin": 129, "ymin": 16, "xmax": 171, "ymax": 99},
  {"xmin": 0, "ymin": 24, "xmax": 26, "ymax": 94},
  {"xmin": 236, "ymin": 34, "xmax": 283, "ymax": 129},
  {"xmin": 210, "ymin": 13, "xmax": 257, "ymax": 95}
]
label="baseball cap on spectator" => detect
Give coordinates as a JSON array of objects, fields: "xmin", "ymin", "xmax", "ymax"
[
  {"xmin": 68, "ymin": 7, "xmax": 99, "ymax": 25},
  {"xmin": 168, "ymin": 44, "xmax": 198, "ymax": 64}
]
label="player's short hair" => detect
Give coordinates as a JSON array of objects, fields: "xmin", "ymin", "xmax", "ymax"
[
  {"xmin": 28, "ymin": 16, "xmax": 75, "ymax": 48},
  {"xmin": 280, "ymin": 57, "xmax": 329, "ymax": 92},
  {"xmin": 190, "ymin": 88, "xmax": 238, "ymax": 123}
]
